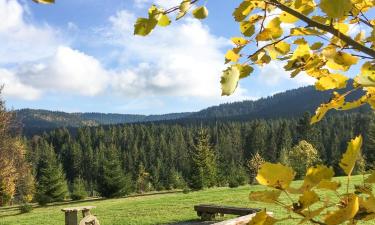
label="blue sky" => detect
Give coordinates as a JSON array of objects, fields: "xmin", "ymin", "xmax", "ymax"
[{"xmin": 0, "ymin": 0, "xmax": 321, "ymax": 114}]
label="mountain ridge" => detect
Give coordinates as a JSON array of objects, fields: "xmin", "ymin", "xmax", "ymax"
[{"xmin": 15, "ymin": 84, "xmax": 369, "ymax": 135}]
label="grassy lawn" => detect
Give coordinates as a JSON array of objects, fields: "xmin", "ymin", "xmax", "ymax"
[{"xmin": 0, "ymin": 175, "xmax": 372, "ymax": 225}]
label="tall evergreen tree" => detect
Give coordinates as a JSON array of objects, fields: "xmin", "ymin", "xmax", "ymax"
[
  {"xmin": 189, "ymin": 129, "xmax": 217, "ymax": 190},
  {"xmin": 35, "ymin": 141, "xmax": 68, "ymax": 205},
  {"xmin": 97, "ymin": 146, "xmax": 131, "ymax": 198}
]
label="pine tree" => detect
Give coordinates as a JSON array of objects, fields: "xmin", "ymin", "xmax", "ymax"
[
  {"xmin": 189, "ymin": 128, "xmax": 217, "ymax": 190},
  {"xmin": 35, "ymin": 141, "xmax": 68, "ymax": 205},
  {"xmin": 97, "ymin": 146, "xmax": 131, "ymax": 198}
]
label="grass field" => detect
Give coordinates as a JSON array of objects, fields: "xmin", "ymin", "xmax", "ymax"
[{"xmin": 0, "ymin": 175, "xmax": 373, "ymax": 225}]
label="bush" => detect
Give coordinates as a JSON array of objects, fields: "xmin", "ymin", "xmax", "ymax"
[
  {"xmin": 19, "ymin": 203, "xmax": 33, "ymax": 213},
  {"xmin": 182, "ymin": 187, "xmax": 190, "ymax": 194},
  {"xmin": 228, "ymin": 177, "xmax": 239, "ymax": 188}
]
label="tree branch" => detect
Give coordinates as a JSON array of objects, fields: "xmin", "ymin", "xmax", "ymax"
[
  {"xmin": 267, "ymin": 0, "xmax": 375, "ymax": 59},
  {"xmin": 164, "ymin": 0, "xmax": 199, "ymax": 14}
]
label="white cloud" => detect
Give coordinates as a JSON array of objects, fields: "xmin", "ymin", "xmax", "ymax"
[
  {"xmin": 0, "ymin": 69, "xmax": 41, "ymax": 100},
  {"xmin": 0, "ymin": 0, "xmax": 62, "ymax": 64},
  {"xmin": 16, "ymin": 46, "xmax": 110, "ymax": 96},
  {"xmin": 257, "ymin": 61, "xmax": 315, "ymax": 87},
  {"xmin": 107, "ymin": 10, "xmax": 251, "ymax": 101}
]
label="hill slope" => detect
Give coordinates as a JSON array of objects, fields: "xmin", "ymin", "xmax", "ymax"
[{"xmin": 15, "ymin": 84, "xmax": 369, "ymax": 134}]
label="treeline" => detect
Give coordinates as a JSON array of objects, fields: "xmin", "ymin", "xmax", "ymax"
[{"xmin": 21, "ymin": 111, "xmax": 375, "ymax": 203}]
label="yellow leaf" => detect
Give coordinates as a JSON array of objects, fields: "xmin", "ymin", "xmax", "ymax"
[
  {"xmin": 339, "ymin": 135, "xmax": 363, "ymax": 176},
  {"xmin": 275, "ymin": 41, "xmax": 291, "ymax": 55},
  {"xmin": 158, "ymin": 14, "xmax": 171, "ymax": 27},
  {"xmin": 316, "ymin": 180, "xmax": 341, "ymax": 191},
  {"xmin": 134, "ymin": 18, "xmax": 158, "ymax": 36},
  {"xmin": 279, "ymin": 11, "xmax": 298, "ymax": 23},
  {"xmin": 33, "ymin": 0, "xmax": 54, "ymax": 3},
  {"xmin": 256, "ymin": 18, "xmax": 283, "ymax": 41},
  {"xmin": 340, "ymin": 95, "xmax": 368, "ymax": 110},
  {"xmin": 233, "ymin": 0, "xmax": 253, "ymax": 22},
  {"xmin": 366, "ymin": 170, "xmax": 375, "ymax": 183},
  {"xmin": 176, "ymin": 0, "xmax": 191, "ymax": 20},
  {"xmin": 249, "ymin": 190, "xmax": 282, "ymax": 203},
  {"xmin": 192, "ymin": 6, "xmax": 208, "ymax": 19},
  {"xmin": 225, "ymin": 49, "xmax": 241, "ymax": 63},
  {"xmin": 320, "ymin": 0, "xmax": 353, "ymax": 18},
  {"xmin": 301, "ymin": 165, "xmax": 335, "ymax": 190},
  {"xmin": 325, "ymin": 194, "xmax": 359, "ymax": 225},
  {"xmin": 231, "ymin": 37, "xmax": 249, "ymax": 47},
  {"xmin": 240, "ymin": 21, "xmax": 255, "ymax": 37},
  {"xmin": 237, "ymin": 64, "xmax": 254, "ymax": 79},
  {"xmin": 297, "ymin": 190, "xmax": 319, "ymax": 210},
  {"xmin": 256, "ymin": 162, "xmax": 295, "ymax": 190},
  {"xmin": 221, "ymin": 65, "xmax": 240, "ymax": 96},
  {"xmin": 291, "ymin": 43, "xmax": 311, "ymax": 60},
  {"xmin": 315, "ymin": 73, "xmax": 349, "ymax": 91},
  {"xmin": 354, "ymin": 62, "xmax": 375, "ymax": 87},
  {"xmin": 300, "ymin": 206, "xmax": 326, "ymax": 224},
  {"xmin": 360, "ymin": 195, "xmax": 375, "ymax": 213},
  {"xmin": 248, "ymin": 209, "xmax": 277, "ymax": 225},
  {"xmin": 290, "ymin": 28, "xmax": 323, "ymax": 36},
  {"xmin": 332, "ymin": 52, "xmax": 358, "ymax": 71},
  {"xmin": 310, "ymin": 42, "xmax": 324, "ymax": 50},
  {"xmin": 311, "ymin": 92, "xmax": 345, "ymax": 124}
]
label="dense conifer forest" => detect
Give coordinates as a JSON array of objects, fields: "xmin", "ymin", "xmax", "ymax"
[{"xmin": 25, "ymin": 111, "xmax": 375, "ymax": 197}]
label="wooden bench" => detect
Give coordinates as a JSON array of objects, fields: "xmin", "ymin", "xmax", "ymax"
[
  {"xmin": 194, "ymin": 204, "xmax": 260, "ymax": 221},
  {"xmin": 61, "ymin": 206, "xmax": 99, "ymax": 225}
]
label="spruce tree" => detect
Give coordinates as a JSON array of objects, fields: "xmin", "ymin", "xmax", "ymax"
[
  {"xmin": 35, "ymin": 141, "xmax": 68, "ymax": 205},
  {"xmin": 97, "ymin": 146, "xmax": 130, "ymax": 198},
  {"xmin": 71, "ymin": 177, "xmax": 87, "ymax": 200},
  {"xmin": 189, "ymin": 128, "xmax": 217, "ymax": 190}
]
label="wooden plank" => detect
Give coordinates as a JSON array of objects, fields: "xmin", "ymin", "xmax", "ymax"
[
  {"xmin": 212, "ymin": 212, "xmax": 273, "ymax": 225},
  {"xmin": 194, "ymin": 205, "xmax": 259, "ymax": 216}
]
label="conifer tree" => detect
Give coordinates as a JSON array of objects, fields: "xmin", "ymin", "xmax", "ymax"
[
  {"xmin": 71, "ymin": 177, "xmax": 87, "ymax": 200},
  {"xmin": 97, "ymin": 146, "xmax": 131, "ymax": 198},
  {"xmin": 189, "ymin": 128, "xmax": 217, "ymax": 190},
  {"xmin": 35, "ymin": 141, "xmax": 68, "ymax": 205}
]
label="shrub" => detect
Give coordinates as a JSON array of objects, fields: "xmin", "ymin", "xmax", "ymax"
[{"xmin": 19, "ymin": 203, "xmax": 33, "ymax": 213}]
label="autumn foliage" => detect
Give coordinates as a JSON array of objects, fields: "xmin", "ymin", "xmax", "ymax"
[{"xmin": 0, "ymin": 92, "xmax": 34, "ymax": 206}]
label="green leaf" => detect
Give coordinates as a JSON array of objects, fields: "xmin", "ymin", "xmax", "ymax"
[
  {"xmin": 192, "ymin": 6, "xmax": 208, "ymax": 19},
  {"xmin": 221, "ymin": 65, "xmax": 241, "ymax": 96}
]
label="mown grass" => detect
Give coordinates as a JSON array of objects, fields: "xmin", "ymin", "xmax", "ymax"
[{"xmin": 0, "ymin": 175, "xmax": 373, "ymax": 225}]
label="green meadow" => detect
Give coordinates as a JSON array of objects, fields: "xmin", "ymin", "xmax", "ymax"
[{"xmin": 0, "ymin": 175, "xmax": 373, "ymax": 225}]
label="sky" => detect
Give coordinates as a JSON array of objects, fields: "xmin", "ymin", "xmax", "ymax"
[{"xmin": 0, "ymin": 0, "xmax": 318, "ymax": 114}]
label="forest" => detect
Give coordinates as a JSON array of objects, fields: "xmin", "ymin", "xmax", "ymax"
[{"xmin": 19, "ymin": 110, "xmax": 374, "ymax": 204}]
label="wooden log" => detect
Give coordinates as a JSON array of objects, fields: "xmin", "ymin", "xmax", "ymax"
[{"xmin": 212, "ymin": 212, "xmax": 273, "ymax": 225}]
